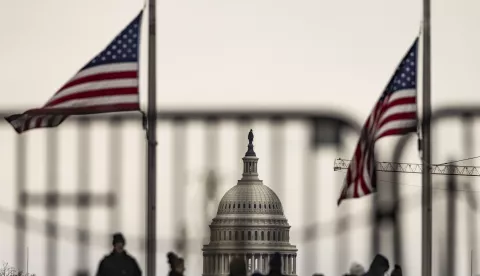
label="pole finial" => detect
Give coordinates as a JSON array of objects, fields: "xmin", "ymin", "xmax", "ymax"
[{"xmin": 245, "ymin": 129, "xmax": 256, "ymax": 156}]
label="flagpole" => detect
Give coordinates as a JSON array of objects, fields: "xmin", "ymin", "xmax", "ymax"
[
  {"xmin": 421, "ymin": 0, "xmax": 432, "ymax": 275},
  {"xmin": 146, "ymin": 0, "xmax": 158, "ymax": 275}
]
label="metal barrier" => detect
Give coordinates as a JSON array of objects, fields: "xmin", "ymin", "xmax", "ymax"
[{"xmin": 0, "ymin": 106, "xmax": 477, "ymax": 276}]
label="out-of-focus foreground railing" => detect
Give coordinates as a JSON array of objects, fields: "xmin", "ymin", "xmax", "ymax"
[{"xmin": 0, "ymin": 107, "xmax": 478, "ymax": 276}]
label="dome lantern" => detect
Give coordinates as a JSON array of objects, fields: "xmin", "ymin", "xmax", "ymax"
[{"xmin": 241, "ymin": 129, "xmax": 260, "ymax": 182}]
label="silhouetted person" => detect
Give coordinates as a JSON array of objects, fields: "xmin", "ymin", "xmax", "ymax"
[
  {"xmin": 167, "ymin": 252, "xmax": 185, "ymax": 276},
  {"xmin": 229, "ymin": 258, "xmax": 247, "ymax": 276},
  {"xmin": 267, "ymin": 253, "xmax": 283, "ymax": 276},
  {"xmin": 390, "ymin": 264, "xmax": 402, "ymax": 276},
  {"xmin": 364, "ymin": 254, "xmax": 389, "ymax": 276},
  {"xmin": 96, "ymin": 233, "xmax": 141, "ymax": 276}
]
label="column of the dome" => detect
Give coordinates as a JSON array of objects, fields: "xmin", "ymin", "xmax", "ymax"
[
  {"xmin": 203, "ymin": 255, "xmax": 206, "ymax": 274},
  {"xmin": 251, "ymin": 254, "xmax": 255, "ymax": 272},
  {"xmin": 288, "ymin": 255, "xmax": 291, "ymax": 275},
  {"xmin": 293, "ymin": 255, "xmax": 296, "ymax": 274},
  {"xmin": 212, "ymin": 254, "xmax": 215, "ymax": 275},
  {"xmin": 225, "ymin": 254, "xmax": 228, "ymax": 274},
  {"xmin": 227, "ymin": 254, "xmax": 231, "ymax": 273},
  {"xmin": 219, "ymin": 254, "xmax": 222, "ymax": 275},
  {"xmin": 250, "ymin": 253, "xmax": 254, "ymax": 273},
  {"xmin": 287, "ymin": 255, "xmax": 291, "ymax": 274},
  {"xmin": 224, "ymin": 254, "xmax": 228, "ymax": 274},
  {"xmin": 284, "ymin": 255, "xmax": 288, "ymax": 275},
  {"xmin": 206, "ymin": 255, "xmax": 209, "ymax": 275},
  {"xmin": 210, "ymin": 255, "xmax": 213, "ymax": 275},
  {"xmin": 212, "ymin": 255, "xmax": 215, "ymax": 275},
  {"xmin": 225, "ymin": 254, "xmax": 230, "ymax": 274},
  {"xmin": 209, "ymin": 255, "xmax": 212, "ymax": 275},
  {"xmin": 244, "ymin": 254, "xmax": 247, "ymax": 273},
  {"xmin": 220, "ymin": 254, "xmax": 223, "ymax": 275},
  {"xmin": 203, "ymin": 255, "xmax": 210, "ymax": 274},
  {"xmin": 290, "ymin": 255, "xmax": 294, "ymax": 274},
  {"xmin": 289, "ymin": 255, "xmax": 292, "ymax": 274},
  {"xmin": 259, "ymin": 254, "xmax": 263, "ymax": 273},
  {"xmin": 212, "ymin": 254, "xmax": 217, "ymax": 274},
  {"xmin": 267, "ymin": 254, "xmax": 270, "ymax": 272},
  {"xmin": 263, "ymin": 254, "xmax": 267, "ymax": 273},
  {"xmin": 262, "ymin": 253, "xmax": 266, "ymax": 273},
  {"xmin": 288, "ymin": 255, "xmax": 292, "ymax": 275}
]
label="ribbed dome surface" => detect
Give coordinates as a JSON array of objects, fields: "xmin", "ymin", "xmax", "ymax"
[{"xmin": 217, "ymin": 184, "xmax": 284, "ymax": 215}]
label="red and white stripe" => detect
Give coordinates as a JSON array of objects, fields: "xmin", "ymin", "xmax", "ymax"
[
  {"xmin": 337, "ymin": 88, "xmax": 417, "ymax": 204},
  {"xmin": 6, "ymin": 62, "xmax": 139, "ymax": 133}
]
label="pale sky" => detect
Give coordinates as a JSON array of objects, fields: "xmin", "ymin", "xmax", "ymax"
[{"xmin": 1, "ymin": 1, "xmax": 480, "ymax": 276}]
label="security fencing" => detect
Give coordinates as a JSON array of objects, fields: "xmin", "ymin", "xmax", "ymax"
[{"xmin": 0, "ymin": 107, "xmax": 477, "ymax": 276}]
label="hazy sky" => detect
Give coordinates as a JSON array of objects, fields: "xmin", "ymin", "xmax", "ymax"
[{"xmin": 1, "ymin": 1, "xmax": 480, "ymax": 276}]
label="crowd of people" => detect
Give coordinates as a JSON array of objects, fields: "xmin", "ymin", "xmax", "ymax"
[{"xmin": 93, "ymin": 232, "xmax": 404, "ymax": 276}]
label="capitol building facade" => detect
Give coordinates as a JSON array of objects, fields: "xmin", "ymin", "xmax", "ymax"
[{"xmin": 202, "ymin": 130, "xmax": 297, "ymax": 276}]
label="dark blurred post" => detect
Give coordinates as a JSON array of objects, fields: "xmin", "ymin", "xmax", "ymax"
[
  {"xmin": 463, "ymin": 114, "xmax": 477, "ymax": 276},
  {"xmin": 302, "ymin": 119, "xmax": 318, "ymax": 275},
  {"xmin": 270, "ymin": 117, "xmax": 285, "ymax": 199},
  {"xmin": 146, "ymin": 0, "xmax": 158, "ymax": 275},
  {"xmin": 15, "ymin": 135, "xmax": 27, "ymax": 271},
  {"xmin": 109, "ymin": 116, "xmax": 123, "ymax": 232},
  {"xmin": 46, "ymin": 131, "xmax": 59, "ymax": 276},
  {"xmin": 421, "ymin": 0, "xmax": 433, "ymax": 275},
  {"xmin": 305, "ymin": 118, "xmax": 341, "ymax": 275},
  {"xmin": 446, "ymin": 162, "xmax": 456, "ymax": 276},
  {"xmin": 332, "ymin": 123, "xmax": 352, "ymax": 276},
  {"xmin": 172, "ymin": 118, "xmax": 187, "ymax": 257},
  {"xmin": 205, "ymin": 171, "xmax": 217, "ymax": 230},
  {"xmin": 77, "ymin": 118, "xmax": 91, "ymax": 271},
  {"xmin": 204, "ymin": 118, "xmax": 219, "ymax": 244}
]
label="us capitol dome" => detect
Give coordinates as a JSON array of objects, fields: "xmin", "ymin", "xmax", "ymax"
[{"xmin": 202, "ymin": 130, "xmax": 297, "ymax": 276}]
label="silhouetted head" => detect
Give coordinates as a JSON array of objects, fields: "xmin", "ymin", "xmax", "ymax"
[
  {"xmin": 367, "ymin": 254, "xmax": 389, "ymax": 275},
  {"xmin": 229, "ymin": 258, "xmax": 247, "ymax": 276},
  {"xmin": 391, "ymin": 264, "xmax": 402, "ymax": 276},
  {"xmin": 112, "ymin": 233, "xmax": 125, "ymax": 253},
  {"xmin": 269, "ymin": 253, "xmax": 282, "ymax": 272},
  {"xmin": 252, "ymin": 272, "xmax": 263, "ymax": 276},
  {"xmin": 349, "ymin": 262, "xmax": 365, "ymax": 276},
  {"xmin": 167, "ymin": 252, "xmax": 178, "ymax": 270}
]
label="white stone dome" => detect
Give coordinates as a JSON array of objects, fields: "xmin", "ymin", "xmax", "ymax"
[
  {"xmin": 202, "ymin": 130, "xmax": 297, "ymax": 276},
  {"xmin": 217, "ymin": 184, "xmax": 284, "ymax": 215}
]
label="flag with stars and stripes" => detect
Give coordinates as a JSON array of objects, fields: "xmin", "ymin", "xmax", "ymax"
[
  {"xmin": 5, "ymin": 11, "xmax": 143, "ymax": 134},
  {"xmin": 337, "ymin": 38, "xmax": 418, "ymax": 205}
]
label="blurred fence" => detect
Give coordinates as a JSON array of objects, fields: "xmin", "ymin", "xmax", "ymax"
[{"xmin": 0, "ymin": 106, "xmax": 479, "ymax": 276}]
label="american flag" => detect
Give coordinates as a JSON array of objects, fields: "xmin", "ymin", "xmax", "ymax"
[
  {"xmin": 6, "ymin": 11, "xmax": 143, "ymax": 134},
  {"xmin": 337, "ymin": 38, "xmax": 419, "ymax": 205}
]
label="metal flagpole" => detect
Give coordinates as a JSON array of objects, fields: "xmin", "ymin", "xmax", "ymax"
[
  {"xmin": 146, "ymin": 0, "xmax": 158, "ymax": 275},
  {"xmin": 421, "ymin": 0, "xmax": 432, "ymax": 274}
]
